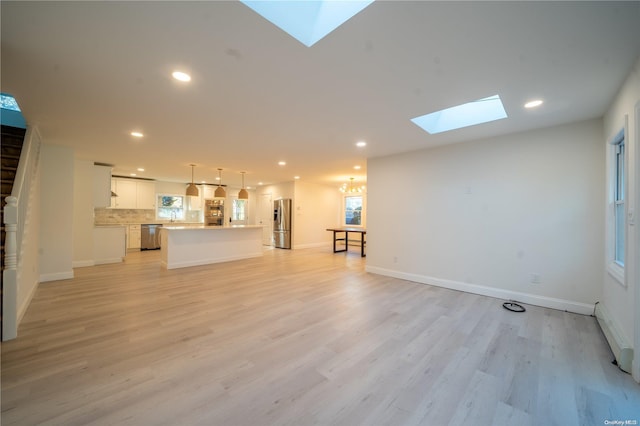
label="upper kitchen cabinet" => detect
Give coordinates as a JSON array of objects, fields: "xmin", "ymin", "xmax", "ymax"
[
  {"xmin": 136, "ymin": 181, "xmax": 156, "ymax": 210},
  {"xmin": 110, "ymin": 178, "xmax": 156, "ymax": 209},
  {"xmin": 202, "ymin": 185, "xmax": 215, "ymax": 200},
  {"xmin": 111, "ymin": 178, "xmax": 136, "ymax": 208},
  {"xmin": 188, "ymin": 191, "xmax": 203, "ymax": 211},
  {"xmin": 93, "ymin": 164, "xmax": 112, "ymax": 207}
]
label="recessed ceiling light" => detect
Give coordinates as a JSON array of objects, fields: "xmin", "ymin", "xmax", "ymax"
[
  {"xmin": 201, "ymin": 180, "xmax": 206, "ymax": 183},
  {"xmin": 278, "ymin": 161, "xmax": 286, "ymax": 166},
  {"xmin": 172, "ymin": 71, "xmax": 191, "ymax": 82},
  {"xmin": 130, "ymin": 173, "xmax": 137, "ymax": 177},
  {"xmin": 411, "ymin": 94, "xmax": 508, "ymax": 134},
  {"xmin": 130, "ymin": 131, "xmax": 144, "ymax": 138},
  {"xmin": 215, "ymin": 176, "xmax": 220, "ymax": 181},
  {"xmin": 294, "ymin": 176, "xmax": 300, "ymax": 180},
  {"xmin": 137, "ymin": 168, "xmax": 145, "ymax": 172},
  {"xmin": 258, "ymin": 182, "xmax": 263, "ymax": 185},
  {"xmin": 354, "ymin": 165, "xmax": 361, "ymax": 170},
  {"xmin": 356, "ymin": 141, "xmax": 367, "ymax": 147},
  {"xmin": 524, "ymin": 99, "xmax": 544, "ymax": 109}
]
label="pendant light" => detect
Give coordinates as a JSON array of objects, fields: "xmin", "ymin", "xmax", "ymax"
[
  {"xmin": 214, "ymin": 168, "xmax": 226, "ymax": 198},
  {"xmin": 238, "ymin": 171, "xmax": 249, "ymax": 200},
  {"xmin": 186, "ymin": 164, "xmax": 199, "ymax": 196}
]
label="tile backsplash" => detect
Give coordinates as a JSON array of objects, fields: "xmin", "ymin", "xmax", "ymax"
[
  {"xmin": 94, "ymin": 208, "xmax": 202, "ymax": 224},
  {"xmin": 94, "ymin": 208, "xmax": 157, "ymax": 224}
]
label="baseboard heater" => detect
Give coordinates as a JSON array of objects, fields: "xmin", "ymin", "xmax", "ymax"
[{"xmin": 594, "ymin": 302, "xmax": 633, "ymax": 374}]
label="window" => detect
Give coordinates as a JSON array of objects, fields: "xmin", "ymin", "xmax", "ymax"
[
  {"xmin": 345, "ymin": 196, "xmax": 363, "ymax": 226},
  {"xmin": 607, "ymin": 124, "xmax": 626, "ymax": 284},
  {"xmin": 613, "ymin": 137, "xmax": 625, "ymax": 266},
  {"xmin": 232, "ymin": 199, "xmax": 247, "ymax": 224},
  {"xmin": 157, "ymin": 195, "xmax": 185, "ymax": 221}
]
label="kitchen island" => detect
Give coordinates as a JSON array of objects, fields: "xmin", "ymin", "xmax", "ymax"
[{"xmin": 160, "ymin": 225, "xmax": 263, "ymax": 269}]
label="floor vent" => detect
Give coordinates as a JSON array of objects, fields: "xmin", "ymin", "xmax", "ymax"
[{"xmin": 595, "ymin": 302, "xmax": 633, "ymax": 374}]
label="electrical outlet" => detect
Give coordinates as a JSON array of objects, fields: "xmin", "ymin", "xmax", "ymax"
[{"xmin": 530, "ymin": 273, "xmax": 541, "ymax": 284}]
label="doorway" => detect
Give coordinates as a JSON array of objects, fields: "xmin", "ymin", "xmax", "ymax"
[{"xmin": 229, "ymin": 196, "xmax": 247, "ymax": 226}]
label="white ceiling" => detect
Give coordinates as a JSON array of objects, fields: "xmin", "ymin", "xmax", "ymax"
[{"xmin": 2, "ymin": 1, "xmax": 639, "ymax": 190}]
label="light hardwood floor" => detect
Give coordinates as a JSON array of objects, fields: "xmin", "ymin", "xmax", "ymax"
[{"xmin": 2, "ymin": 247, "xmax": 639, "ymax": 425}]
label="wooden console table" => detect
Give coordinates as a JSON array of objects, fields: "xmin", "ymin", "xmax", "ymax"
[{"xmin": 326, "ymin": 227, "xmax": 366, "ymax": 257}]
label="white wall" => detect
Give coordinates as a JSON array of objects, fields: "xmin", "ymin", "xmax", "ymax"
[
  {"xmin": 366, "ymin": 119, "xmax": 605, "ymax": 314},
  {"xmin": 257, "ymin": 181, "xmax": 295, "ymax": 202},
  {"xmin": 39, "ymin": 144, "xmax": 75, "ymax": 281},
  {"xmin": 293, "ymin": 180, "xmax": 342, "ymax": 248},
  {"xmin": 602, "ymin": 56, "xmax": 639, "ymax": 381},
  {"xmin": 72, "ymin": 160, "xmax": 95, "ymax": 267}
]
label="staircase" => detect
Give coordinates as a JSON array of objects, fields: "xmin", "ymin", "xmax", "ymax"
[{"xmin": 1, "ymin": 125, "xmax": 26, "ymax": 340}]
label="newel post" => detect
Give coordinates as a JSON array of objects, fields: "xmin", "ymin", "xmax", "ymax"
[{"xmin": 3, "ymin": 196, "xmax": 18, "ymax": 340}]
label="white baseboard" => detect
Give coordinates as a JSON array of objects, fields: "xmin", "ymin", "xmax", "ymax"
[
  {"xmin": 72, "ymin": 260, "xmax": 95, "ymax": 268},
  {"xmin": 18, "ymin": 277, "xmax": 40, "ymax": 324},
  {"xmin": 39, "ymin": 271, "xmax": 74, "ymax": 283},
  {"xmin": 365, "ymin": 266, "xmax": 594, "ymax": 316},
  {"xmin": 594, "ymin": 302, "xmax": 633, "ymax": 374}
]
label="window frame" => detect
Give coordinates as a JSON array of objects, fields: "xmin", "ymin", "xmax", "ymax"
[
  {"xmin": 614, "ymin": 140, "xmax": 625, "ymax": 265},
  {"xmin": 606, "ymin": 121, "xmax": 627, "ymax": 285},
  {"xmin": 156, "ymin": 194, "xmax": 186, "ymax": 221},
  {"xmin": 343, "ymin": 194, "xmax": 365, "ymax": 227}
]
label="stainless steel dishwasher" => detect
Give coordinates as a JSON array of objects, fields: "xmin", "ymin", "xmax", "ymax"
[{"xmin": 141, "ymin": 224, "xmax": 162, "ymax": 250}]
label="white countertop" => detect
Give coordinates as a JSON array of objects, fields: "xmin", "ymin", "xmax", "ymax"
[
  {"xmin": 94, "ymin": 221, "xmax": 204, "ymax": 226},
  {"xmin": 162, "ymin": 225, "xmax": 263, "ymax": 231}
]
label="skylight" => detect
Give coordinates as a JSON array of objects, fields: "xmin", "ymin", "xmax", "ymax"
[
  {"xmin": 1, "ymin": 93, "xmax": 21, "ymax": 112},
  {"xmin": 1, "ymin": 93, "xmax": 26, "ymax": 128},
  {"xmin": 411, "ymin": 95, "xmax": 508, "ymax": 135},
  {"xmin": 240, "ymin": 0, "xmax": 374, "ymax": 47}
]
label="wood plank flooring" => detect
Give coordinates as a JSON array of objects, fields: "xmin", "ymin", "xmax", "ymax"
[{"xmin": 2, "ymin": 247, "xmax": 639, "ymax": 425}]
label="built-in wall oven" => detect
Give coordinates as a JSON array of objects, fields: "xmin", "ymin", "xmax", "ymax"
[{"xmin": 141, "ymin": 224, "xmax": 162, "ymax": 250}]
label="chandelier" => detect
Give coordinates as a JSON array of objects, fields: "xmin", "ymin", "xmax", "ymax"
[{"xmin": 340, "ymin": 177, "xmax": 365, "ymax": 193}]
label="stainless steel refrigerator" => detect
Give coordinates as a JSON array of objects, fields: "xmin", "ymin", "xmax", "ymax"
[{"xmin": 273, "ymin": 198, "xmax": 292, "ymax": 249}]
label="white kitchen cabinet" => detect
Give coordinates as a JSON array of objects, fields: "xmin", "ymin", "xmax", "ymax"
[
  {"xmin": 128, "ymin": 224, "xmax": 141, "ymax": 249},
  {"xmin": 110, "ymin": 178, "xmax": 156, "ymax": 209},
  {"xmin": 111, "ymin": 178, "xmax": 137, "ymax": 209},
  {"xmin": 137, "ymin": 181, "xmax": 156, "ymax": 209},
  {"xmin": 93, "ymin": 165, "xmax": 112, "ymax": 208},
  {"xmin": 188, "ymin": 185, "xmax": 203, "ymax": 210},
  {"xmin": 202, "ymin": 185, "xmax": 215, "ymax": 200}
]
